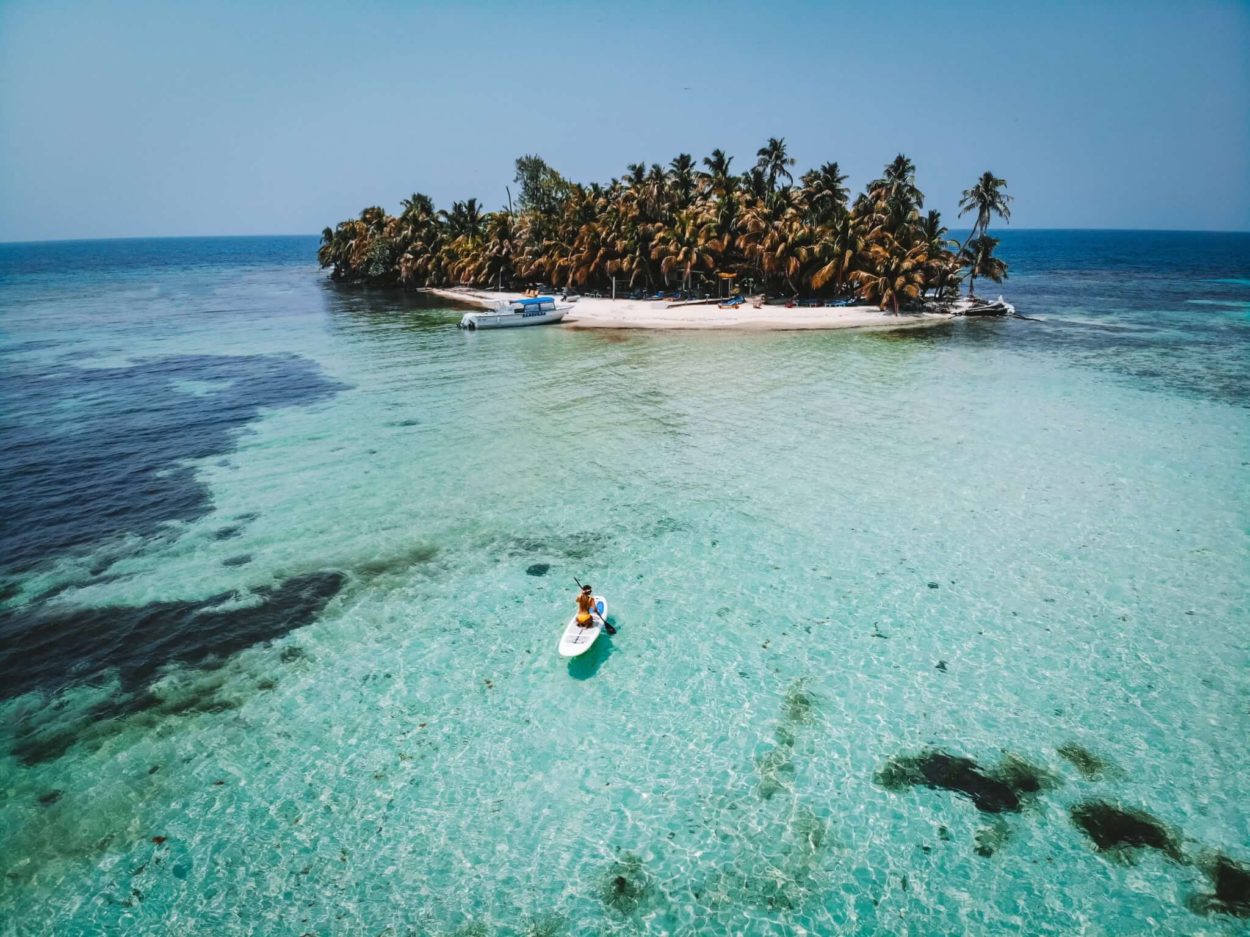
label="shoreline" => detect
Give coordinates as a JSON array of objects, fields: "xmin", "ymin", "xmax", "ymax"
[{"xmin": 422, "ymin": 287, "xmax": 954, "ymax": 332}]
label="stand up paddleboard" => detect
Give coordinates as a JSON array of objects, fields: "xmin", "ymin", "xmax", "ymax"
[{"xmin": 558, "ymin": 596, "xmax": 606, "ymax": 657}]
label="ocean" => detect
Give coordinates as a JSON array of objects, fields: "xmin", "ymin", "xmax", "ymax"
[{"xmin": 1, "ymin": 231, "xmax": 1247, "ymax": 935}]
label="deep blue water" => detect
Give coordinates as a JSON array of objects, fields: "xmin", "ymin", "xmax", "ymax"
[
  {"xmin": 0, "ymin": 235, "xmax": 315, "ymax": 279},
  {"xmin": 945, "ymin": 229, "xmax": 1250, "ymax": 405}
]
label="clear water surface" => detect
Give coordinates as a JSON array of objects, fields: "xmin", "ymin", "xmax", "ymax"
[{"xmin": 0, "ymin": 232, "xmax": 1247, "ymax": 935}]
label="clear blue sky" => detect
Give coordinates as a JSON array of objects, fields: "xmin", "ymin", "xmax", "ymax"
[{"xmin": 1, "ymin": 0, "xmax": 1247, "ymax": 241}]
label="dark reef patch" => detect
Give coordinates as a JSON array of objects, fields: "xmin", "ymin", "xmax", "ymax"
[
  {"xmin": 755, "ymin": 744, "xmax": 797, "ymax": 801},
  {"xmin": 550, "ymin": 531, "xmax": 611, "ymax": 560},
  {"xmin": 355, "ymin": 543, "xmax": 439, "ymax": 579},
  {"xmin": 992, "ymin": 753, "xmax": 1056, "ymax": 798},
  {"xmin": 687, "ymin": 801, "xmax": 833, "ymax": 913},
  {"xmin": 1, "ymin": 570, "xmax": 345, "ymax": 763},
  {"xmin": 1056, "ymin": 742, "xmax": 1118, "ymax": 780},
  {"xmin": 212, "ymin": 525, "xmax": 243, "ymax": 541},
  {"xmin": 0, "ymin": 353, "xmax": 345, "ymax": 576},
  {"xmin": 521, "ymin": 915, "xmax": 566, "ymax": 937},
  {"xmin": 754, "ymin": 679, "xmax": 818, "ymax": 800},
  {"xmin": 600, "ymin": 852, "xmax": 650, "ymax": 915},
  {"xmin": 646, "ymin": 515, "xmax": 688, "ymax": 536},
  {"xmin": 1190, "ymin": 854, "xmax": 1250, "ymax": 917},
  {"xmin": 0, "ymin": 570, "xmax": 344, "ymax": 701},
  {"xmin": 781, "ymin": 680, "xmax": 817, "ymax": 725},
  {"xmin": 875, "ymin": 750, "xmax": 1056, "ymax": 814},
  {"xmin": 37, "ymin": 789, "xmax": 63, "ymax": 806},
  {"xmin": 491, "ymin": 531, "xmax": 611, "ymax": 561},
  {"xmin": 526, "ymin": 563, "xmax": 550, "ymax": 577},
  {"xmin": 12, "ymin": 674, "xmax": 245, "ymax": 765},
  {"xmin": 1068, "ymin": 801, "xmax": 1182, "ymax": 862},
  {"xmin": 221, "ymin": 554, "xmax": 252, "ymax": 568},
  {"xmin": 974, "ymin": 819, "xmax": 1012, "ymax": 858}
]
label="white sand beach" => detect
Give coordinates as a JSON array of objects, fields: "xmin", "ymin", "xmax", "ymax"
[{"xmin": 423, "ymin": 287, "xmax": 953, "ymax": 332}]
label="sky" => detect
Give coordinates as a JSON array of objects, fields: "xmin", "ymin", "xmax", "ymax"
[{"xmin": 1, "ymin": 0, "xmax": 1248, "ymax": 241}]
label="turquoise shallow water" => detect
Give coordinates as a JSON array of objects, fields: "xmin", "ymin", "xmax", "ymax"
[{"xmin": 1, "ymin": 234, "xmax": 1248, "ymax": 934}]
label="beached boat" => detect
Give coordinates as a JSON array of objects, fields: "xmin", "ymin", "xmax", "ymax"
[
  {"xmin": 458, "ymin": 296, "xmax": 573, "ymax": 330},
  {"xmin": 947, "ymin": 295, "xmax": 1017, "ymax": 316}
]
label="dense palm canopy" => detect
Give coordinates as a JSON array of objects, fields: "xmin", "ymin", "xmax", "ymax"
[{"xmin": 319, "ymin": 143, "xmax": 1011, "ymax": 312}]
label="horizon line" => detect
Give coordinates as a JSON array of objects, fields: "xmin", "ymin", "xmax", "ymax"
[{"xmin": 3, "ymin": 226, "xmax": 1250, "ymax": 247}]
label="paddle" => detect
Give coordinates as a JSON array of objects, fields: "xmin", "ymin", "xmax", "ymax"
[{"xmin": 574, "ymin": 577, "xmax": 616, "ymax": 634}]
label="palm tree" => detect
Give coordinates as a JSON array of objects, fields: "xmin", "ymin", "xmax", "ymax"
[
  {"xmin": 440, "ymin": 198, "xmax": 486, "ymax": 240},
  {"xmin": 740, "ymin": 187, "xmax": 803, "ymax": 294},
  {"xmin": 333, "ymin": 206, "xmax": 395, "ymax": 281},
  {"xmin": 318, "ymin": 227, "xmax": 337, "ymax": 269},
  {"xmin": 806, "ymin": 213, "xmax": 863, "ymax": 294},
  {"xmin": 916, "ymin": 210, "xmax": 958, "ymax": 298},
  {"xmin": 436, "ymin": 199, "xmax": 490, "ymax": 284},
  {"xmin": 473, "ymin": 211, "xmax": 518, "ymax": 290},
  {"xmin": 958, "ymin": 172, "xmax": 1011, "ymax": 249},
  {"xmin": 386, "ymin": 193, "xmax": 441, "ymax": 285},
  {"xmin": 668, "ymin": 153, "xmax": 697, "ymax": 208},
  {"xmin": 755, "ymin": 137, "xmax": 795, "ymax": 191},
  {"xmin": 651, "ymin": 212, "xmax": 716, "ymax": 291},
  {"xmin": 741, "ymin": 165, "xmax": 770, "ymax": 200},
  {"xmin": 852, "ymin": 238, "xmax": 929, "ymax": 313},
  {"xmin": 959, "ymin": 234, "xmax": 1008, "ymax": 298},
  {"xmin": 801, "ymin": 161, "xmax": 849, "ymax": 225},
  {"xmin": 700, "ymin": 149, "xmax": 735, "ymax": 197},
  {"xmin": 400, "ymin": 193, "xmax": 435, "ymax": 221},
  {"xmin": 868, "ymin": 155, "xmax": 923, "ymax": 210}
]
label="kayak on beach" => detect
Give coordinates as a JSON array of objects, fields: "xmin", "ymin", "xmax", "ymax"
[{"xmin": 558, "ymin": 596, "xmax": 606, "ymax": 657}]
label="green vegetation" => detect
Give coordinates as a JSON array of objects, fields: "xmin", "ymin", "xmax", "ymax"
[{"xmin": 318, "ymin": 140, "xmax": 1011, "ymax": 310}]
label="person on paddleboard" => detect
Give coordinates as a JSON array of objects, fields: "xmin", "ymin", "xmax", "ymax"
[{"xmin": 575, "ymin": 584, "xmax": 596, "ymax": 627}]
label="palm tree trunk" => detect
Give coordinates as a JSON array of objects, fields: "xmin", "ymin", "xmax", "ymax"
[{"xmin": 958, "ymin": 213, "xmax": 987, "ymax": 254}]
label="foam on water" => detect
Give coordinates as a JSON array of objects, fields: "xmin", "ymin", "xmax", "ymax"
[{"xmin": 0, "ymin": 235, "xmax": 1247, "ymax": 935}]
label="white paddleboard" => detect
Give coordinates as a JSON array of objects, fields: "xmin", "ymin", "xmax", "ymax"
[{"xmin": 558, "ymin": 596, "xmax": 606, "ymax": 657}]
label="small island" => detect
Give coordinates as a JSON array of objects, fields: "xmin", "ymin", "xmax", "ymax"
[{"xmin": 319, "ymin": 140, "xmax": 1013, "ymax": 330}]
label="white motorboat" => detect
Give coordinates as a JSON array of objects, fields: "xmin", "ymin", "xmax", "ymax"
[{"xmin": 458, "ymin": 296, "xmax": 573, "ymax": 330}]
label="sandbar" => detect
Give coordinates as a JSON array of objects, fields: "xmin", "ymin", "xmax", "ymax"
[{"xmin": 423, "ymin": 287, "xmax": 953, "ymax": 332}]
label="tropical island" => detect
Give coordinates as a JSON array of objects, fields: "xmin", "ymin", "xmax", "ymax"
[{"xmin": 319, "ymin": 139, "xmax": 1013, "ymax": 330}]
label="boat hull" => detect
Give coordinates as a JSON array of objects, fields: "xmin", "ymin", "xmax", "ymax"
[{"xmin": 459, "ymin": 306, "xmax": 570, "ymax": 329}]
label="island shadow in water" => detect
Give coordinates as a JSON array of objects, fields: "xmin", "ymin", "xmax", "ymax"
[{"xmin": 321, "ymin": 280, "xmax": 467, "ymax": 332}]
